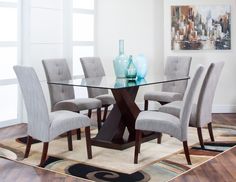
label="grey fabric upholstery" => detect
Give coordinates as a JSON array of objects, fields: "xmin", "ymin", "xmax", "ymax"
[
  {"xmin": 144, "ymin": 56, "xmax": 192, "ymax": 103},
  {"xmin": 80, "ymin": 57, "xmax": 108, "ymax": 98},
  {"xmin": 80, "ymin": 57, "xmax": 106, "ymax": 78},
  {"xmin": 159, "ymin": 101, "xmax": 197, "ymax": 127},
  {"xmin": 42, "ymin": 59, "xmax": 74, "ymax": 110},
  {"xmin": 54, "ymin": 98, "xmax": 102, "ymax": 111},
  {"xmin": 49, "ymin": 110, "xmax": 90, "ymax": 140},
  {"xmin": 163, "ymin": 56, "xmax": 192, "ymax": 94},
  {"xmin": 136, "ymin": 111, "xmax": 181, "ymax": 140},
  {"xmin": 14, "ymin": 66, "xmax": 91, "ymax": 142},
  {"xmin": 159, "ymin": 62, "xmax": 224, "ymax": 128},
  {"xmin": 80, "ymin": 57, "xmax": 115, "ymax": 106},
  {"xmin": 158, "ymin": 101, "xmax": 183, "ymax": 118},
  {"xmin": 42, "ymin": 59, "xmax": 102, "ymax": 112},
  {"xmin": 96, "ymin": 94, "xmax": 116, "ymax": 105},
  {"xmin": 144, "ymin": 91, "xmax": 182, "ymax": 103},
  {"xmin": 179, "ymin": 66, "xmax": 204, "ymax": 140},
  {"xmin": 196, "ymin": 62, "xmax": 224, "ymax": 127},
  {"xmin": 136, "ymin": 65, "xmax": 204, "ymax": 141}
]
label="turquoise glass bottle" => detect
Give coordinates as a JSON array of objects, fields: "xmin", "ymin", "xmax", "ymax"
[
  {"xmin": 113, "ymin": 40, "xmax": 129, "ymax": 78},
  {"xmin": 126, "ymin": 55, "xmax": 137, "ymax": 79}
]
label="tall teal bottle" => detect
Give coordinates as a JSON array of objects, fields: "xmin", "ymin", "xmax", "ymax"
[{"xmin": 113, "ymin": 40, "xmax": 129, "ymax": 78}]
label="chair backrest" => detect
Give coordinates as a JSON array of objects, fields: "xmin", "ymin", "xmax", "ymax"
[
  {"xmin": 42, "ymin": 59, "xmax": 75, "ymax": 111},
  {"xmin": 179, "ymin": 65, "xmax": 204, "ymax": 141},
  {"xmin": 196, "ymin": 62, "xmax": 224, "ymax": 127},
  {"xmin": 80, "ymin": 57, "xmax": 108, "ymax": 98},
  {"xmin": 162, "ymin": 56, "xmax": 192, "ymax": 95},
  {"xmin": 14, "ymin": 66, "xmax": 50, "ymax": 142}
]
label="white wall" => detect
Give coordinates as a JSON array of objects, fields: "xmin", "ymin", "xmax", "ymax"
[
  {"xmin": 164, "ymin": 0, "xmax": 236, "ymax": 113},
  {"xmin": 96, "ymin": 0, "xmax": 164, "ymax": 107}
]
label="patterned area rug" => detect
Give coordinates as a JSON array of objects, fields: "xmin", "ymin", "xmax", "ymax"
[{"xmin": 0, "ymin": 124, "xmax": 236, "ymax": 182}]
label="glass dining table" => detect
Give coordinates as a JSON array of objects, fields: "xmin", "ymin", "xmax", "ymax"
[{"xmin": 48, "ymin": 75, "xmax": 190, "ymax": 150}]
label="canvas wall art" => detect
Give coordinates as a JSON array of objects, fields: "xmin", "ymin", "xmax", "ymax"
[{"xmin": 171, "ymin": 5, "xmax": 231, "ymax": 50}]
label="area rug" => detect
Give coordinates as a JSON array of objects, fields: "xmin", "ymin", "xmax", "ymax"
[{"xmin": 0, "ymin": 125, "xmax": 236, "ymax": 182}]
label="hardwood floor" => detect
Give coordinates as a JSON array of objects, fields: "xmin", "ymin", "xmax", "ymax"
[
  {"xmin": 0, "ymin": 113, "xmax": 235, "ymax": 181},
  {"xmin": 170, "ymin": 146, "xmax": 236, "ymax": 182},
  {"xmin": 213, "ymin": 113, "xmax": 236, "ymax": 126},
  {"xmin": 170, "ymin": 114, "xmax": 236, "ymax": 182},
  {"xmin": 0, "ymin": 123, "xmax": 27, "ymax": 140},
  {"xmin": 0, "ymin": 158, "xmax": 89, "ymax": 182}
]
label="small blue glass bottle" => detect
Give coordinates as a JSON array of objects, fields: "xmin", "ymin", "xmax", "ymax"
[
  {"xmin": 113, "ymin": 40, "xmax": 129, "ymax": 78},
  {"xmin": 126, "ymin": 55, "xmax": 137, "ymax": 79}
]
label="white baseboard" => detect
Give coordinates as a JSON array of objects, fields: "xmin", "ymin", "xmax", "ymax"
[
  {"xmin": 0, "ymin": 120, "xmax": 21, "ymax": 128},
  {"xmin": 136, "ymin": 102, "xmax": 236, "ymax": 114},
  {"xmin": 212, "ymin": 105, "xmax": 236, "ymax": 113}
]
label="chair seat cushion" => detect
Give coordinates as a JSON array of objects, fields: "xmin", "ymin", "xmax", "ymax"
[
  {"xmin": 136, "ymin": 111, "xmax": 182, "ymax": 141},
  {"xmin": 159, "ymin": 101, "xmax": 183, "ymax": 118},
  {"xmin": 96, "ymin": 94, "xmax": 116, "ymax": 106},
  {"xmin": 159, "ymin": 101, "xmax": 197, "ymax": 127},
  {"xmin": 53, "ymin": 98, "xmax": 102, "ymax": 112},
  {"xmin": 49, "ymin": 110, "xmax": 90, "ymax": 141},
  {"xmin": 144, "ymin": 91, "xmax": 183, "ymax": 103}
]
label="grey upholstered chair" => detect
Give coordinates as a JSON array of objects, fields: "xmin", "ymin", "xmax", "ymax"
[
  {"xmin": 159, "ymin": 62, "xmax": 224, "ymax": 149},
  {"xmin": 80, "ymin": 57, "xmax": 116, "ymax": 121},
  {"xmin": 42, "ymin": 59, "xmax": 102, "ymax": 138},
  {"xmin": 144, "ymin": 56, "xmax": 192, "ymax": 110},
  {"xmin": 14, "ymin": 66, "xmax": 92, "ymax": 167},
  {"xmin": 134, "ymin": 65, "xmax": 204, "ymax": 165}
]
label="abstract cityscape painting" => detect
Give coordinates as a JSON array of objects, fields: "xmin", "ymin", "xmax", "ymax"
[{"xmin": 171, "ymin": 5, "xmax": 231, "ymax": 50}]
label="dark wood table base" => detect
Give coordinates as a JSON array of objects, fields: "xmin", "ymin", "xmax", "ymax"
[
  {"xmin": 91, "ymin": 132, "xmax": 160, "ymax": 150},
  {"xmin": 91, "ymin": 86, "xmax": 161, "ymax": 150}
]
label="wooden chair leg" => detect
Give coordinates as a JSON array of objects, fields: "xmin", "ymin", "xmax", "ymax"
[
  {"xmin": 134, "ymin": 130, "xmax": 142, "ymax": 164},
  {"xmin": 85, "ymin": 126, "xmax": 92, "ymax": 159},
  {"xmin": 144, "ymin": 100, "xmax": 148, "ymax": 111},
  {"xmin": 157, "ymin": 133, "xmax": 162, "ymax": 144},
  {"xmin": 67, "ymin": 131, "xmax": 73, "ymax": 151},
  {"xmin": 39, "ymin": 142, "xmax": 49, "ymax": 167},
  {"xmin": 208, "ymin": 123, "xmax": 215, "ymax": 142},
  {"xmin": 88, "ymin": 109, "xmax": 92, "ymax": 118},
  {"xmin": 197, "ymin": 127, "xmax": 205, "ymax": 149},
  {"xmin": 77, "ymin": 129, "xmax": 81, "ymax": 140},
  {"xmin": 97, "ymin": 108, "xmax": 102, "ymax": 130},
  {"xmin": 183, "ymin": 141, "xmax": 192, "ymax": 165},
  {"xmin": 103, "ymin": 106, "xmax": 108, "ymax": 122},
  {"xmin": 77, "ymin": 111, "xmax": 81, "ymax": 140},
  {"xmin": 24, "ymin": 136, "xmax": 33, "ymax": 158}
]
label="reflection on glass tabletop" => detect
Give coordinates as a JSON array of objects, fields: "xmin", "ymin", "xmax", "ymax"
[{"xmin": 48, "ymin": 75, "xmax": 190, "ymax": 90}]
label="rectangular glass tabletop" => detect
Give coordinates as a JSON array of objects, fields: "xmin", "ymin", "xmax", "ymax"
[{"xmin": 48, "ymin": 75, "xmax": 190, "ymax": 90}]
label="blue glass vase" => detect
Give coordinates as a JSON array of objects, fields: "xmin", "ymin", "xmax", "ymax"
[
  {"xmin": 113, "ymin": 40, "xmax": 129, "ymax": 78},
  {"xmin": 126, "ymin": 55, "xmax": 137, "ymax": 79},
  {"xmin": 133, "ymin": 54, "xmax": 148, "ymax": 79}
]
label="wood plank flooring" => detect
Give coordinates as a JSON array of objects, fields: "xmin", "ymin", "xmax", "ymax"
[
  {"xmin": 0, "ymin": 158, "xmax": 89, "ymax": 182},
  {"xmin": 170, "ymin": 146, "xmax": 236, "ymax": 182}
]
